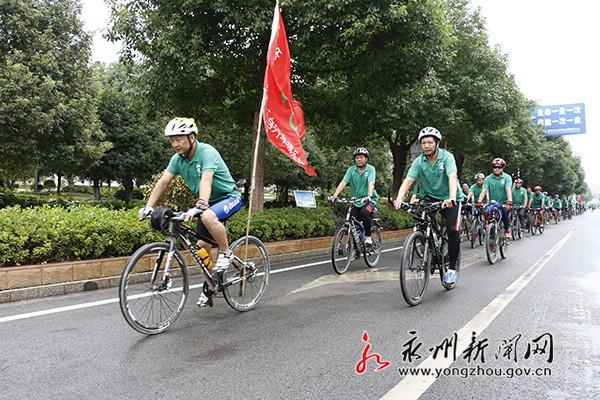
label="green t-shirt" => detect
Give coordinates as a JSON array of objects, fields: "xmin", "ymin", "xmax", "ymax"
[
  {"xmin": 511, "ymin": 187, "xmax": 527, "ymax": 206},
  {"xmin": 469, "ymin": 183, "xmax": 483, "ymax": 204},
  {"xmin": 530, "ymin": 192, "xmax": 545, "ymax": 208},
  {"xmin": 406, "ymin": 149, "xmax": 464, "ymax": 202},
  {"xmin": 166, "ymin": 141, "xmax": 239, "ymax": 203},
  {"xmin": 342, "ymin": 164, "xmax": 379, "ymax": 207},
  {"xmin": 411, "ymin": 182, "xmax": 424, "ymax": 199},
  {"xmin": 483, "ymin": 172, "xmax": 512, "ymax": 203},
  {"xmin": 552, "ymin": 198, "xmax": 562, "ymax": 208}
]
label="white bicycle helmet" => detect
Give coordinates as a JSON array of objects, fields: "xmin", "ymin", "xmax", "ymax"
[
  {"xmin": 474, "ymin": 173, "xmax": 485, "ymax": 180},
  {"xmin": 353, "ymin": 147, "xmax": 369, "ymax": 158},
  {"xmin": 418, "ymin": 127, "xmax": 442, "ymax": 142},
  {"xmin": 164, "ymin": 117, "xmax": 198, "ymax": 137}
]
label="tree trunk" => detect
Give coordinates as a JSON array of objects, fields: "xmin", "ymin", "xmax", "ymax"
[
  {"xmin": 455, "ymin": 153, "xmax": 465, "ymax": 180},
  {"xmin": 389, "ymin": 136, "xmax": 409, "ymax": 195},
  {"xmin": 93, "ymin": 179, "xmax": 101, "ymax": 200},
  {"xmin": 122, "ymin": 177, "xmax": 134, "ymax": 207},
  {"xmin": 282, "ymin": 186, "xmax": 289, "ymax": 206},
  {"xmin": 243, "ymin": 181, "xmax": 250, "ymax": 204},
  {"xmin": 249, "ymin": 111, "xmax": 265, "ymax": 213},
  {"xmin": 34, "ymin": 171, "xmax": 39, "ymax": 193},
  {"xmin": 56, "ymin": 173, "xmax": 63, "ymax": 194}
]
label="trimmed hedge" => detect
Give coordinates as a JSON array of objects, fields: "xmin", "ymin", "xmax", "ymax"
[
  {"xmin": 0, "ymin": 190, "xmax": 143, "ymax": 211},
  {"xmin": 0, "ymin": 205, "xmax": 163, "ymax": 266},
  {"xmin": 0, "ymin": 203, "xmax": 413, "ymax": 267}
]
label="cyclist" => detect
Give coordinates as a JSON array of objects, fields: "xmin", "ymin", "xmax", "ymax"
[
  {"xmin": 476, "ymin": 158, "xmax": 513, "ymax": 239},
  {"xmin": 393, "ymin": 127, "xmax": 463, "ymax": 285},
  {"xmin": 139, "ymin": 117, "xmax": 242, "ymax": 307},
  {"xmin": 466, "ymin": 173, "xmax": 487, "ymax": 205},
  {"xmin": 528, "ymin": 185, "xmax": 546, "ymax": 227},
  {"xmin": 552, "ymin": 194, "xmax": 562, "ymax": 220},
  {"xmin": 511, "ymin": 178, "xmax": 528, "ymax": 228},
  {"xmin": 461, "ymin": 183, "xmax": 470, "ymax": 199},
  {"xmin": 330, "ymin": 147, "xmax": 379, "ymax": 245}
]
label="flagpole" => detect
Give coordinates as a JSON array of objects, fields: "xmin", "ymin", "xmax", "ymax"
[
  {"xmin": 243, "ymin": 0, "xmax": 278, "ymax": 262},
  {"xmin": 245, "ymin": 91, "xmax": 267, "ymax": 245}
]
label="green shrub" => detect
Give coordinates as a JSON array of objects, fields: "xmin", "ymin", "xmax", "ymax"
[
  {"xmin": 63, "ymin": 185, "xmax": 93, "ymax": 194},
  {"xmin": 143, "ymin": 173, "xmax": 196, "ymax": 210},
  {"xmin": 0, "ymin": 205, "xmax": 162, "ymax": 266},
  {"xmin": 114, "ymin": 188, "xmax": 144, "ymax": 201},
  {"xmin": 43, "ymin": 179, "xmax": 56, "ymax": 190},
  {"xmin": 0, "ymin": 202, "xmax": 413, "ymax": 267}
]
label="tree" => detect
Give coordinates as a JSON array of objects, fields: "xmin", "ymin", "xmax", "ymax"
[
  {"xmin": 91, "ymin": 62, "xmax": 170, "ymax": 204},
  {"xmin": 0, "ymin": 0, "xmax": 107, "ymax": 189}
]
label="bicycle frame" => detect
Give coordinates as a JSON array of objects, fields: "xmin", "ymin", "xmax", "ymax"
[{"xmin": 410, "ymin": 202, "xmax": 445, "ymax": 272}]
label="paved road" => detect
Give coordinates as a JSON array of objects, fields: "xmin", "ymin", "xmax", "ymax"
[{"xmin": 1, "ymin": 213, "xmax": 598, "ymax": 400}]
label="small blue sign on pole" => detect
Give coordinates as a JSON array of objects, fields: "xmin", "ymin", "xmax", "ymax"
[
  {"xmin": 293, "ymin": 190, "xmax": 317, "ymax": 208},
  {"xmin": 531, "ymin": 103, "xmax": 586, "ymax": 136}
]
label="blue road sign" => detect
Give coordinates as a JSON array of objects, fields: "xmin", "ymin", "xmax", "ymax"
[
  {"xmin": 293, "ymin": 190, "xmax": 317, "ymax": 208},
  {"xmin": 531, "ymin": 103, "xmax": 586, "ymax": 136}
]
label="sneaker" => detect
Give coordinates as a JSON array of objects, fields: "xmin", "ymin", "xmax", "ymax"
[
  {"xmin": 215, "ymin": 251, "xmax": 232, "ymax": 272},
  {"xmin": 504, "ymin": 230, "xmax": 511, "ymax": 239},
  {"xmin": 197, "ymin": 281, "xmax": 214, "ymax": 307},
  {"xmin": 443, "ymin": 269, "xmax": 457, "ymax": 285},
  {"xmin": 364, "ymin": 236, "xmax": 373, "ymax": 245}
]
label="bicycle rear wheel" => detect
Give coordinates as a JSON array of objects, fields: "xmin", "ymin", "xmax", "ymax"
[
  {"xmin": 331, "ymin": 224, "xmax": 354, "ymax": 274},
  {"xmin": 485, "ymin": 223, "xmax": 498, "ymax": 265},
  {"xmin": 222, "ymin": 235, "xmax": 270, "ymax": 312},
  {"xmin": 399, "ymin": 231, "xmax": 430, "ymax": 306},
  {"xmin": 119, "ymin": 242, "xmax": 188, "ymax": 335},
  {"xmin": 364, "ymin": 225, "xmax": 383, "ymax": 267}
]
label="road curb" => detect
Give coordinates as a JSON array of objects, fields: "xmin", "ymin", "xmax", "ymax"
[{"xmin": 0, "ymin": 229, "xmax": 412, "ymax": 303}]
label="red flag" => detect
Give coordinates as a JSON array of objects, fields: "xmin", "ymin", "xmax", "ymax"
[{"xmin": 262, "ymin": 1, "xmax": 316, "ymax": 176}]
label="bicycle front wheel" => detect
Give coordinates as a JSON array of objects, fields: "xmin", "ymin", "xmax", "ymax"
[
  {"xmin": 119, "ymin": 242, "xmax": 188, "ymax": 335},
  {"xmin": 331, "ymin": 224, "xmax": 354, "ymax": 274},
  {"xmin": 364, "ymin": 225, "xmax": 383, "ymax": 267},
  {"xmin": 399, "ymin": 231, "xmax": 430, "ymax": 306},
  {"xmin": 222, "ymin": 235, "xmax": 270, "ymax": 312},
  {"xmin": 485, "ymin": 223, "xmax": 498, "ymax": 265}
]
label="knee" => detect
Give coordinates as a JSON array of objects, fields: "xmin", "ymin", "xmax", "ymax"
[{"xmin": 200, "ymin": 211, "xmax": 217, "ymax": 226}]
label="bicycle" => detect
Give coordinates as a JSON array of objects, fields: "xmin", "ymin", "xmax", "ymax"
[
  {"xmin": 484, "ymin": 201, "xmax": 510, "ymax": 265},
  {"xmin": 119, "ymin": 208, "xmax": 270, "ymax": 335},
  {"xmin": 468, "ymin": 204, "xmax": 485, "ymax": 248},
  {"xmin": 551, "ymin": 207, "xmax": 561, "ymax": 224},
  {"xmin": 529, "ymin": 207, "xmax": 545, "ymax": 235},
  {"xmin": 511, "ymin": 206, "xmax": 524, "ymax": 240},
  {"xmin": 331, "ymin": 198, "xmax": 383, "ymax": 274},
  {"xmin": 398, "ymin": 201, "xmax": 461, "ymax": 306},
  {"xmin": 458, "ymin": 203, "xmax": 472, "ymax": 243}
]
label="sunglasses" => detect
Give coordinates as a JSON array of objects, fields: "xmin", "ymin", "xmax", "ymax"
[{"xmin": 492, "ymin": 166, "xmax": 502, "ymax": 169}]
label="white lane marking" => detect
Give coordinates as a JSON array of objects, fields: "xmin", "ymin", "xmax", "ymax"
[
  {"xmin": 0, "ymin": 246, "xmax": 404, "ymax": 324},
  {"xmin": 380, "ymin": 228, "xmax": 576, "ymax": 400}
]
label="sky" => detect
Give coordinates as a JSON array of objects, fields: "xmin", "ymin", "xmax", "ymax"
[{"xmin": 81, "ymin": 0, "xmax": 600, "ymax": 189}]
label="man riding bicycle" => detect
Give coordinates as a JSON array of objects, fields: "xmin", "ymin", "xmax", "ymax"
[
  {"xmin": 393, "ymin": 127, "xmax": 463, "ymax": 285},
  {"xmin": 466, "ymin": 173, "xmax": 487, "ymax": 204},
  {"xmin": 511, "ymin": 178, "xmax": 528, "ymax": 228},
  {"xmin": 476, "ymin": 158, "xmax": 513, "ymax": 239},
  {"xmin": 139, "ymin": 117, "xmax": 243, "ymax": 307},
  {"xmin": 330, "ymin": 147, "xmax": 379, "ymax": 246},
  {"xmin": 528, "ymin": 185, "xmax": 546, "ymax": 227},
  {"xmin": 552, "ymin": 194, "xmax": 562, "ymax": 219}
]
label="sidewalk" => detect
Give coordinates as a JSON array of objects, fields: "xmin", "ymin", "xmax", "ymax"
[{"xmin": 0, "ymin": 229, "xmax": 411, "ymax": 303}]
